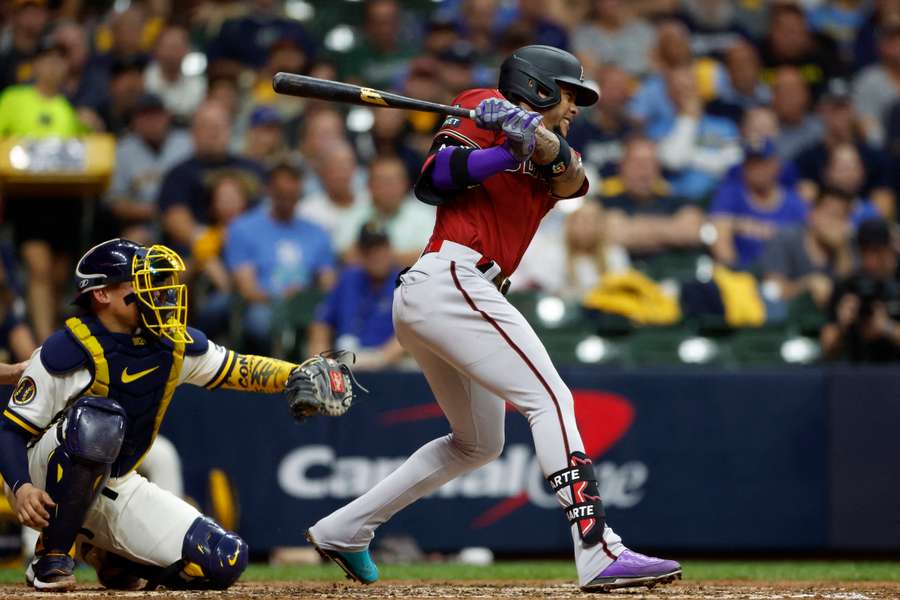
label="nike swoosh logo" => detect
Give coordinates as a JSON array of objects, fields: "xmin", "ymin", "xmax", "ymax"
[
  {"xmin": 227, "ymin": 549, "xmax": 240, "ymax": 566},
  {"xmin": 121, "ymin": 365, "xmax": 160, "ymax": 384}
]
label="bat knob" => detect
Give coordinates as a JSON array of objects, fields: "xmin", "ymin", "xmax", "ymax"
[{"xmin": 272, "ymin": 72, "xmax": 288, "ymax": 92}]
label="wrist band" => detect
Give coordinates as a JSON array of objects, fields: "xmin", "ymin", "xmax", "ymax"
[{"xmin": 537, "ymin": 132, "xmax": 573, "ymax": 178}]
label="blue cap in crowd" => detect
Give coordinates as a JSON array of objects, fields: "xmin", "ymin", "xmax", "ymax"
[
  {"xmin": 250, "ymin": 106, "xmax": 283, "ymax": 128},
  {"xmin": 742, "ymin": 137, "xmax": 777, "ymax": 161}
]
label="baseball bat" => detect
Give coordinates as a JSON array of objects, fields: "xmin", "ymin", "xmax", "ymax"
[{"xmin": 272, "ymin": 72, "xmax": 475, "ymax": 119}]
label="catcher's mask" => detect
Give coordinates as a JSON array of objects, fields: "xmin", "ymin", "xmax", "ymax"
[{"xmin": 131, "ymin": 244, "xmax": 193, "ymax": 344}]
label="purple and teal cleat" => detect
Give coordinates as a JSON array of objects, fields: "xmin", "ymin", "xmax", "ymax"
[
  {"xmin": 581, "ymin": 549, "xmax": 682, "ymax": 593},
  {"xmin": 306, "ymin": 530, "xmax": 379, "ymax": 584}
]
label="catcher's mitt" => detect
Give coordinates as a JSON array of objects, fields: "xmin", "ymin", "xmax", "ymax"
[{"xmin": 284, "ymin": 351, "xmax": 364, "ymax": 421}]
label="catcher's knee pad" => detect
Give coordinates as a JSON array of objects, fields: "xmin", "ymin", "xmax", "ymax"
[
  {"xmin": 180, "ymin": 516, "xmax": 248, "ymax": 589},
  {"xmin": 547, "ymin": 451, "xmax": 606, "ymax": 546},
  {"xmin": 41, "ymin": 397, "xmax": 126, "ymax": 553},
  {"xmin": 63, "ymin": 396, "xmax": 127, "ymax": 463}
]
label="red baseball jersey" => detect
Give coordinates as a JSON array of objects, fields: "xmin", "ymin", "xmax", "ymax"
[{"xmin": 417, "ymin": 88, "xmax": 588, "ymax": 276}]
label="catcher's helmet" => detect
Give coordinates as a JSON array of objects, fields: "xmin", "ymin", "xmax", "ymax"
[
  {"xmin": 74, "ymin": 238, "xmax": 143, "ymax": 298},
  {"xmin": 499, "ymin": 45, "xmax": 599, "ymax": 110},
  {"xmin": 74, "ymin": 238, "xmax": 193, "ymax": 343}
]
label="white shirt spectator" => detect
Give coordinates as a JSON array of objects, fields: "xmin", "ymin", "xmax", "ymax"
[
  {"xmin": 334, "ymin": 195, "xmax": 435, "ymax": 254},
  {"xmin": 144, "ymin": 62, "xmax": 207, "ymax": 123}
]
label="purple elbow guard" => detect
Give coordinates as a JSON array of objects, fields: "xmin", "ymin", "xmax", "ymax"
[{"xmin": 432, "ymin": 145, "xmax": 520, "ymax": 191}]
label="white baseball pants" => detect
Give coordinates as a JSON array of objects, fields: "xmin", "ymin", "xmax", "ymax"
[{"xmin": 309, "ymin": 241, "xmax": 624, "ymax": 585}]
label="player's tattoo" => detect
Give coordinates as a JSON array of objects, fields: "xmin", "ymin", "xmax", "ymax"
[
  {"xmin": 531, "ymin": 127, "xmax": 585, "ymax": 197},
  {"xmin": 531, "ymin": 127, "xmax": 560, "ymax": 165},
  {"xmin": 222, "ymin": 354, "xmax": 296, "ymax": 393}
]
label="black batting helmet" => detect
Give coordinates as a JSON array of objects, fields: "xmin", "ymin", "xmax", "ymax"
[{"xmin": 499, "ymin": 45, "xmax": 599, "ymax": 110}]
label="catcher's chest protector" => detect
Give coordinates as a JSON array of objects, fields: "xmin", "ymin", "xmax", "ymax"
[{"xmin": 42, "ymin": 316, "xmax": 193, "ymax": 476}]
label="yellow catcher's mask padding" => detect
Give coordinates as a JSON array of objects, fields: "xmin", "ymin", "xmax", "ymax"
[{"xmin": 132, "ymin": 244, "xmax": 192, "ymax": 344}]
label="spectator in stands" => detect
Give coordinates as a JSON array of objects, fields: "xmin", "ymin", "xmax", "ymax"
[
  {"xmin": 144, "ymin": 24, "xmax": 206, "ymax": 125},
  {"xmin": 756, "ymin": 187, "xmax": 855, "ymax": 314},
  {"xmin": 573, "ymin": 0, "xmax": 656, "ymax": 76},
  {"xmin": 0, "ymin": 0, "xmax": 49, "ymax": 89},
  {"xmin": 852, "ymin": 0, "xmax": 900, "ymax": 69},
  {"xmin": 249, "ymin": 37, "xmax": 310, "ymax": 117},
  {"xmin": 772, "ymin": 66, "xmax": 824, "ymax": 161},
  {"xmin": 601, "ymin": 137, "xmax": 705, "ymax": 258},
  {"xmin": 567, "ymin": 64, "xmax": 636, "ymax": 180},
  {"xmin": 308, "ymin": 222, "xmax": 404, "ymax": 371},
  {"xmin": 96, "ymin": 5, "xmax": 153, "ymax": 70},
  {"xmin": 356, "ymin": 108, "xmax": 423, "ymax": 184},
  {"xmin": 434, "ymin": 41, "xmax": 480, "ymax": 97},
  {"xmin": 107, "ymin": 93, "xmax": 192, "ymax": 244},
  {"xmin": 506, "ymin": 0, "xmax": 570, "ymax": 50},
  {"xmin": 710, "ymin": 137, "xmax": 809, "ymax": 270},
  {"xmin": 807, "ymin": 0, "xmax": 869, "ymax": 64},
  {"xmin": 339, "ymin": 0, "xmax": 415, "ymax": 89},
  {"xmin": 709, "ymin": 39, "xmax": 771, "ymax": 123},
  {"xmin": 821, "ymin": 218, "xmax": 900, "ymax": 362},
  {"xmin": 822, "ymin": 144, "xmax": 885, "ymax": 224},
  {"xmin": 336, "ymin": 156, "xmax": 434, "ymax": 265},
  {"xmin": 678, "ymin": 0, "xmax": 748, "ymax": 59},
  {"xmin": 54, "ymin": 21, "xmax": 108, "ymax": 129},
  {"xmin": 456, "ymin": 0, "xmax": 504, "ymax": 60},
  {"xmin": 191, "ymin": 175, "xmax": 250, "ymax": 339},
  {"xmin": 0, "ymin": 252, "xmax": 36, "ymax": 365},
  {"xmin": 298, "ymin": 108, "xmax": 355, "ymax": 195},
  {"xmin": 205, "ymin": 0, "xmax": 315, "ymax": 73},
  {"xmin": 853, "ymin": 15, "xmax": 900, "ymax": 145},
  {"xmin": 157, "ymin": 101, "xmax": 266, "ymax": 252},
  {"xmin": 627, "ymin": 20, "xmax": 725, "ymax": 139},
  {"xmin": 657, "ymin": 64, "xmax": 741, "ymax": 200},
  {"xmin": 242, "ymin": 106, "xmax": 288, "ymax": 170},
  {"xmin": 298, "ymin": 142, "xmax": 370, "ymax": 240},
  {"xmin": 759, "ymin": 2, "xmax": 842, "ymax": 96},
  {"xmin": 795, "ymin": 78, "xmax": 894, "ymax": 218},
  {"xmin": 514, "ymin": 201, "xmax": 630, "ymax": 300},
  {"xmin": 226, "ymin": 160, "xmax": 335, "ymax": 352},
  {"xmin": 0, "ymin": 35, "xmax": 88, "ymax": 342},
  {"xmin": 98, "ymin": 56, "xmax": 148, "ymax": 136}
]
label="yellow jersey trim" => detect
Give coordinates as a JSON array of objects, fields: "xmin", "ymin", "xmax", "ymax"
[
  {"xmin": 206, "ymin": 350, "xmax": 236, "ymax": 390},
  {"xmin": 2, "ymin": 409, "xmax": 40, "ymax": 436}
]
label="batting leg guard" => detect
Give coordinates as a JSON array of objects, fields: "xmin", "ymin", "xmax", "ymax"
[
  {"xmin": 149, "ymin": 516, "xmax": 248, "ymax": 590},
  {"xmin": 42, "ymin": 397, "xmax": 126, "ymax": 554},
  {"xmin": 547, "ymin": 451, "xmax": 606, "ymax": 546}
]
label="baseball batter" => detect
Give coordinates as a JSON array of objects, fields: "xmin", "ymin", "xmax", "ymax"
[
  {"xmin": 0, "ymin": 239, "xmax": 356, "ymax": 591},
  {"xmin": 307, "ymin": 46, "xmax": 681, "ymax": 593}
]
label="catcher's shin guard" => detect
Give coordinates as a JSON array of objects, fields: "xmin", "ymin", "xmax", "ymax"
[
  {"xmin": 547, "ymin": 451, "xmax": 606, "ymax": 546},
  {"xmin": 42, "ymin": 397, "xmax": 126, "ymax": 554},
  {"xmin": 147, "ymin": 516, "xmax": 247, "ymax": 590}
]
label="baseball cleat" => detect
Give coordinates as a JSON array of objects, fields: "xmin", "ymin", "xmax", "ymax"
[
  {"xmin": 580, "ymin": 549, "xmax": 681, "ymax": 593},
  {"xmin": 26, "ymin": 552, "xmax": 77, "ymax": 591},
  {"xmin": 306, "ymin": 530, "xmax": 379, "ymax": 584}
]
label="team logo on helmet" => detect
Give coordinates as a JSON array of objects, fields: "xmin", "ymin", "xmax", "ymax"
[{"xmin": 12, "ymin": 376, "xmax": 37, "ymax": 406}]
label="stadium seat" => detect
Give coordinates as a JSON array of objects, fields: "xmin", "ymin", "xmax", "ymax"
[
  {"xmin": 729, "ymin": 329, "xmax": 795, "ymax": 366},
  {"xmin": 271, "ymin": 289, "xmax": 326, "ymax": 361},
  {"xmin": 625, "ymin": 327, "xmax": 723, "ymax": 367}
]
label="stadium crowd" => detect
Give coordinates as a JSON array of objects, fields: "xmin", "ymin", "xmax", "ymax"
[{"xmin": 2, "ymin": 0, "xmax": 900, "ymax": 367}]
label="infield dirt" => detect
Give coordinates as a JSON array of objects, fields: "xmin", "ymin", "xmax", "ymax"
[{"xmin": 1, "ymin": 580, "xmax": 898, "ymax": 599}]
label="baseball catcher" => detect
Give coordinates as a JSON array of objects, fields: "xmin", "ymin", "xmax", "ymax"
[{"xmin": 0, "ymin": 239, "xmax": 356, "ymax": 591}]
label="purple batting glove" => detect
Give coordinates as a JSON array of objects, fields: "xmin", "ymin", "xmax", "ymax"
[
  {"xmin": 501, "ymin": 109, "xmax": 543, "ymax": 161},
  {"xmin": 474, "ymin": 98, "xmax": 519, "ymax": 130}
]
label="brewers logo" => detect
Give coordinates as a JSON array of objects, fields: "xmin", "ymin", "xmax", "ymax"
[{"xmin": 12, "ymin": 376, "xmax": 36, "ymax": 406}]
